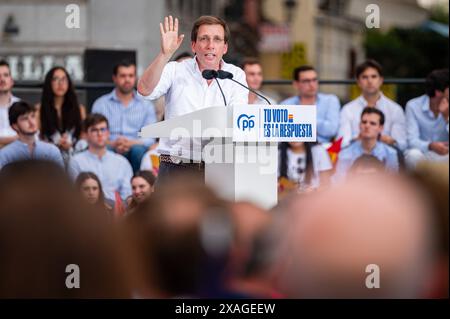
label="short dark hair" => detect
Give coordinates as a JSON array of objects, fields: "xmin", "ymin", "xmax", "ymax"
[
  {"xmin": 241, "ymin": 57, "xmax": 261, "ymax": 70},
  {"xmin": 356, "ymin": 59, "xmax": 383, "ymax": 79},
  {"xmin": 293, "ymin": 65, "xmax": 316, "ymax": 81},
  {"xmin": 0, "ymin": 59, "xmax": 10, "ymax": 71},
  {"xmin": 9, "ymin": 101, "xmax": 36, "ymax": 126},
  {"xmin": 425, "ymin": 69, "xmax": 449, "ymax": 98},
  {"xmin": 113, "ymin": 60, "xmax": 136, "ymax": 76},
  {"xmin": 83, "ymin": 113, "xmax": 109, "ymax": 131},
  {"xmin": 191, "ymin": 16, "xmax": 230, "ymax": 44},
  {"xmin": 355, "ymin": 59, "xmax": 383, "ymax": 79},
  {"xmin": 361, "ymin": 106, "xmax": 385, "ymax": 126}
]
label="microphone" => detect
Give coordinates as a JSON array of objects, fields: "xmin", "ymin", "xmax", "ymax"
[
  {"xmin": 216, "ymin": 70, "xmax": 233, "ymax": 79},
  {"xmin": 202, "ymin": 69, "xmax": 227, "ymax": 106},
  {"xmin": 217, "ymin": 70, "xmax": 272, "ymax": 105},
  {"xmin": 201, "ymin": 69, "xmax": 218, "ymax": 80}
]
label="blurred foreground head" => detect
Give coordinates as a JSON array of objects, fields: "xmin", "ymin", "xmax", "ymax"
[
  {"xmin": 226, "ymin": 202, "xmax": 282, "ymax": 298},
  {"xmin": 0, "ymin": 160, "xmax": 134, "ymax": 298},
  {"xmin": 228, "ymin": 202, "xmax": 276, "ymax": 280},
  {"xmin": 410, "ymin": 161, "xmax": 449, "ymax": 298},
  {"xmin": 126, "ymin": 173, "xmax": 235, "ymax": 298},
  {"xmin": 277, "ymin": 173, "xmax": 437, "ymax": 298}
]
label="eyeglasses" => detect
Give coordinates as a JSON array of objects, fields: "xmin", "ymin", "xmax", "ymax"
[
  {"xmin": 88, "ymin": 127, "xmax": 108, "ymax": 134},
  {"xmin": 197, "ymin": 36, "xmax": 225, "ymax": 44},
  {"xmin": 52, "ymin": 77, "xmax": 68, "ymax": 84}
]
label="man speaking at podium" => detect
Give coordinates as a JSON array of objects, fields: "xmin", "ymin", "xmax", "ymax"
[{"xmin": 137, "ymin": 15, "xmax": 248, "ymax": 182}]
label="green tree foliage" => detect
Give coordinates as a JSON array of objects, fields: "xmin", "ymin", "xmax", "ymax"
[{"xmin": 364, "ymin": 16, "xmax": 448, "ymax": 106}]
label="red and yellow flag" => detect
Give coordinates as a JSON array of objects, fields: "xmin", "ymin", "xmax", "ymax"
[{"xmin": 327, "ymin": 137, "xmax": 343, "ymax": 165}]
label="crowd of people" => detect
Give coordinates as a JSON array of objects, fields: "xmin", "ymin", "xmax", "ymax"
[
  {"xmin": 0, "ymin": 58, "xmax": 158, "ymax": 211},
  {"xmin": 0, "ymin": 159, "xmax": 447, "ymax": 298},
  {"xmin": 0, "ymin": 14, "xmax": 448, "ymax": 298}
]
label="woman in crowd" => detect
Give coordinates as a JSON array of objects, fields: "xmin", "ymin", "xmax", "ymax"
[
  {"xmin": 75, "ymin": 172, "xmax": 113, "ymax": 215},
  {"xmin": 278, "ymin": 142, "xmax": 332, "ymax": 192},
  {"xmin": 127, "ymin": 170, "xmax": 156, "ymax": 212},
  {"xmin": 37, "ymin": 66, "xmax": 86, "ymax": 163}
]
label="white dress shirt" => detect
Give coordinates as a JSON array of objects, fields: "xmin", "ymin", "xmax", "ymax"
[
  {"xmin": 0, "ymin": 95, "xmax": 20, "ymax": 138},
  {"xmin": 139, "ymin": 57, "xmax": 249, "ymax": 161}
]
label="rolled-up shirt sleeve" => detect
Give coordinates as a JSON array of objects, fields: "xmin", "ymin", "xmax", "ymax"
[{"xmin": 137, "ymin": 61, "xmax": 176, "ymax": 101}]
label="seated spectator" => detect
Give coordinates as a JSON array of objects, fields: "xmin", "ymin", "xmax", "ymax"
[
  {"xmin": 0, "ymin": 59, "xmax": 20, "ymax": 147},
  {"xmin": 338, "ymin": 59, "xmax": 407, "ymax": 150},
  {"xmin": 68, "ymin": 113, "xmax": 133, "ymax": 203},
  {"xmin": 278, "ymin": 142, "xmax": 332, "ymax": 192},
  {"xmin": 37, "ymin": 66, "xmax": 87, "ymax": 163},
  {"xmin": 280, "ymin": 65, "xmax": 340, "ymax": 143},
  {"xmin": 127, "ymin": 170, "xmax": 156, "ymax": 212},
  {"xmin": 75, "ymin": 171, "xmax": 113, "ymax": 215},
  {"xmin": 335, "ymin": 107, "xmax": 399, "ymax": 180},
  {"xmin": 92, "ymin": 60, "xmax": 157, "ymax": 173},
  {"xmin": 242, "ymin": 58, "xmax": 276, "ymax": 105},
  {"xmin": 0, "ymin": 101, "xmax": 63, "ymax": 169},
  {"xmin": 404, "ymin": 69, "xmax": 449, "ymax": 169}
]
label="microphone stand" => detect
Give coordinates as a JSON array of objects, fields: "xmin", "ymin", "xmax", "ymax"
[{"xmin": 214, "ymin": 78, "xmax": 227, "ymax": 106}]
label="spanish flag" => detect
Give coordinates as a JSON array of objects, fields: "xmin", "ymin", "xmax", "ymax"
[{"xmin": 327, "ymin": 137, "xmax": 343, "ymax": 165}]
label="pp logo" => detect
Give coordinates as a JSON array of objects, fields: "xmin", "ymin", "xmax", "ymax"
[{"xmin": 237, "ymin": 114, "xmax": 255, "ymax": 131}]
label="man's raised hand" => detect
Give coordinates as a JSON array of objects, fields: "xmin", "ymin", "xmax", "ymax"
[
  {"xmin": 137, "ymin": 16, "xmax": 184, "ymax": 96},
  {"xmin": 159, "ymin": 16, "xmax": 184, "ymax": 57}
]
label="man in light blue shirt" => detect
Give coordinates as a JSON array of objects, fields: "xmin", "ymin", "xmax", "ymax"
[
  {"xmin": 404, "ymin": 69, "xmax": 449, "ymax": 169},
  {"xmin": 338, "ymin": 60, "xmax": 407, "ymax": 151},
  {"xmin": 92, "ymin": 60, "xmax": 157, "ymax": 172},
  {"xmin": 68, "ymin": 113, "xmax": 132, "ymax": 202},
  {"xmin": 0, "ymin": 101, "xmax": 63, "ymax": 169},
  {"xmin": 280, "ymin": 65, "xmax": 340, "ymax": 143},
  {"xmin": 335, "ymin": 107, "xmax": 399, "ymax": 180}
]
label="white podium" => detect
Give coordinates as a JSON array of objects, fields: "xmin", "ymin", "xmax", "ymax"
[{"xmin": 140, "ymin": 105, "xmax": 316, "ymax": 209}]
